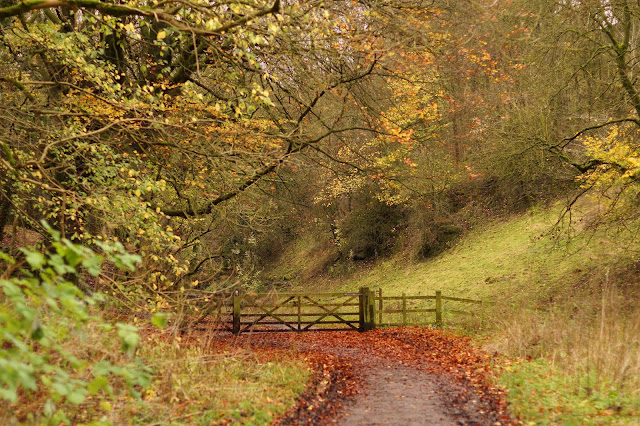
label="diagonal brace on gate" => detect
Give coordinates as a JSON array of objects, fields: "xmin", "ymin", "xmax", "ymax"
[
  {"xmin": 302, "ymin": 295, "xmax": 359, "ymax": 330},
  {"xmin": 240, "ymin": 295, "xmax": 297, "ymax": 332}
]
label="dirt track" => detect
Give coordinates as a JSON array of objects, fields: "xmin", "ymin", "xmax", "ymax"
[
  {"xmin": 337, "ymin": 361, "xmax": 457, "ymax": 425},
  {"xmin": 240, "ymin": 327, "xmax": 513, "ymax": 425}
]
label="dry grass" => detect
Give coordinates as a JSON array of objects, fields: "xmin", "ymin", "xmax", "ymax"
[
  {"xmin": 494, "ymin": 287, "xmax": 640, "ymax": 388},
  {"xmin": 1, "ymin": 320, "xmax": 148, "ymax": 425},
  {"xmin": 129, "ymin": 331, "xmax": 310, "ymax": 425},
  {"xmin": 490, "ymin": 273, "xmax": 640, "ymax": 423}
]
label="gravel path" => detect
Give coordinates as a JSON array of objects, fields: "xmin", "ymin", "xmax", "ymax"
[{"xmin": 338, "ymin": 362, "xmax": 457, "ymax": 425}]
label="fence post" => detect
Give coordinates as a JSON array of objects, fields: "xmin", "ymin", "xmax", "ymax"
[
  {"xmin": 402, "ymin": 292, "xmax": 407, "ymax": 326},
  {"xmin": 232, "ymin": 290, "xmax": 240, "ymax": 335},
  {"xmin": 378, "ymin": 288, "xmax": 383, "ymax": 325},
  {"xmin": 297, "ymin": 295, "xmax": 302, "ymax": 332},
  {"xmin": 358, "ymin": 287, "xmax": 365, "ymax": 332},
  {"xmin": 435, "ymin": 290, "xmax": 442, "ymax": 326},
  {"xmin": 357, "ymin": 287, "xmax": 375, "ymax": 331}
]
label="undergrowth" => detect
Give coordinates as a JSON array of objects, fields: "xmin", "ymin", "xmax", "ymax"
[
  {"xmin": 131, "ymin": 335, "xmax": 310, "ymax": 424},
  {"xmin": 493, "ymin": 277, "xmax": 640, "ymax": 424},
  {"xmin": 0, "ymin": 228, "xmax": 309, "ymax": 424}
]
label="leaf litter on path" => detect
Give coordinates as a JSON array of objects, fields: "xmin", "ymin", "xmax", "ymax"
[{"xmin": 233, "ymin": 327, "xmax": 515, "ymax": 425}]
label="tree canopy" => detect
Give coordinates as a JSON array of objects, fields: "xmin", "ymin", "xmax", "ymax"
[{"xmin": 3, "ymin": 0, "xmax": 640, "ymax": 305}]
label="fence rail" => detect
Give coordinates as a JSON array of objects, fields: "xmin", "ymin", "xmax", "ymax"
[{"xmin": 375, "ymin": 289, "xmax": 489, "ymax": 327}]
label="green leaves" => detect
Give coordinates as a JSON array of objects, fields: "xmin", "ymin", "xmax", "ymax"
[
  {"xmin": 151, "ymin": 312, "xmax": 169, "ymax": 329},
  {"xmin": 87, "ymin": 376, "xmax": 110, "ymax": 395},
  {"xmin": 95, "ymin": 240, "xmax": 141, "ymax": 272},
  {"xmin": 0, "ymin": 232, "xmax": 150, "ymax": 422},
  {"xmin": 82, "ymin": 255, "xmax": 102, "ymax": 277},
  {"xmin": 0, "ymin": 358, "xmax": 37, "ymax": 402},
  {"xmin": 23, "ymin": 251, "xmax": 46, "ymax": 270},
  {"xmin": 116, "ymin": 323, "xmax": 140, "ymax": 357}
]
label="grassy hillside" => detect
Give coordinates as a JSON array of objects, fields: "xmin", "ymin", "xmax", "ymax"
[
  {"xmin": 356, "ymin": 205, "xmax": 640, "ymax": 423},
  {"xmin": 333, "ymin": 205, "xmax": 633, "ymax": 305}
]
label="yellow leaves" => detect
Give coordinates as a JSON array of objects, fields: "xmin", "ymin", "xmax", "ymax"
[
  {"xmin": 582, "ymin": 126, "xmax": 639, "ymax": 169},
  {"xmin": 156, "ymin": 31, "xmax": 167, "ymax": 40},
  {"xmin": 122, "ymin": 22, "xmax": 136, "ymax": 33},
  {"xmin": 621, "ymin": 168, "xmax": 640, "ymax": 180},
  {"xmin": 626, "ymin": 157, "xmax": 640, "ymax": 168},
  {"xmin": 144, "ymin": 388, "xmax": 157, "ymax": 401},
  {"xmin": 579, "ymin": 125, "xmax": 640, "ymax": 217},
  {"xmin": 314, "ymin": 173, "xmax": 366, "ymax": 204},
  {"xmin": 404, "ymin": 158, "xmax": 418, "ymax": 167}
]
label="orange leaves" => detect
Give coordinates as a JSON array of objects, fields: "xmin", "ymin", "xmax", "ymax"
[{"xmin": 403, "ymin": 158, "xmax": 417, "ymax": 167}]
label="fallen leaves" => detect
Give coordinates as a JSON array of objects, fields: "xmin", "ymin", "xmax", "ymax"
[{"xmin": 230, "ymin": 327, "xmax": 515, "ymax": 425}]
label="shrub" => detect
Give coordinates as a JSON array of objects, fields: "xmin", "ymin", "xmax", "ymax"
[
  {"xmin": 336, "ymin": 196, "xmax": 405, "ymax": 261},
  {"xmin": 0, "ymin": 223, "xmax": 150, "ymax": 424}
]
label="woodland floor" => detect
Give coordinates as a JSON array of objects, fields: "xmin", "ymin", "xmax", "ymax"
[{"xmin": 230, "ymin": 327, "xmax": 514, "ymax": 425}]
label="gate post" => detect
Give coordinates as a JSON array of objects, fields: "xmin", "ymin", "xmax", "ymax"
[
  {"xmin": 358, "ymin": 287, "xmax": 366, "ymax": 332},
  {"xmin": 402, "ymin": 292, "xmax": 407, "ymax": 326},
  {"xmin": 435, "ymin": 290, "xmax": 442, "ymax": 327},
  {"xmin": 232, "ymin": 290, "xmax": 240, "ymax": 335},
  {"xmin": 359, "ymin": 287, "xmax": 375, "ymax": 331},
  {"xmin": 366, "ymin": 288, "xmax": 376, "ymax": 330},
  {"xmin": 378, "ymin": 288, "xmax": 383, "ymax": 325},
  {"xmin": 297, "ymin": 295, "xmax": 302, "ymax": 332}
]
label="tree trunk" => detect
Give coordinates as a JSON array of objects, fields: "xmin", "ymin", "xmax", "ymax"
[{"xmin": 0, "ymin": 183, "xmax": 14, "ymax": 245}]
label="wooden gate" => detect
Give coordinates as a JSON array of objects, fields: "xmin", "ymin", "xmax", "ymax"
[{"xmin": 230, "ymin": 288, "xmax": 377, "ymax": 334}]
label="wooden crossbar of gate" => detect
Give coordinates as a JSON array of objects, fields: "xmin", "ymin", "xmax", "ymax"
[{"xmin": 231, "ymin": 289, "xmax": 373, "ymax": 334}]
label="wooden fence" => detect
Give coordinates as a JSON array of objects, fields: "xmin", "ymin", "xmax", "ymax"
[
  {"xmin": 228, "ymin": 287, "xmax": 487, "ymax": 334},
  {"xmin": 374, "ymin": 289, "xmax": 486, "ymax": 327}
]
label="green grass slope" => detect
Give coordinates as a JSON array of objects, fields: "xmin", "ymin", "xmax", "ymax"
[
  {"xmin": 338, "ymin": 205, "xmax": 637, "ymax": 309},
  {"xmin": 345, "ymin": 204, "xmax": 640, "ymax": 424}
]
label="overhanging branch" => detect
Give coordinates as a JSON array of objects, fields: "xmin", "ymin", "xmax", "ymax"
[
  {"xmin": 555, "ymin": 118, "xmax": 640, "ymax": 150},
  {"xmin": 155, "ymin": 126, "xmax": 377, "ymax": 218}
]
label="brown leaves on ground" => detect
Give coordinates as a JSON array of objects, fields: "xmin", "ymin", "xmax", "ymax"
[{"xmin": 232, "ymin": 327, "xmax": 515, "ymax": 425}]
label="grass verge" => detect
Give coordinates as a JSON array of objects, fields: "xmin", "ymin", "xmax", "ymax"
[
  {"xmin": 500, "ymin": 358, "xmax": 640, "ymax": 425},
  {"xmin": 131, "ymin": 333, "xmax": 310, "ymax": 425},
  {"xmin": 2, "ymin": 322, "xmax": 310, "ymax": 425}
]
